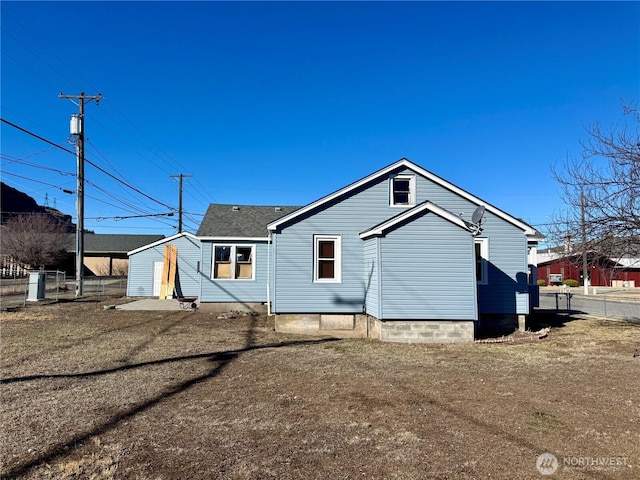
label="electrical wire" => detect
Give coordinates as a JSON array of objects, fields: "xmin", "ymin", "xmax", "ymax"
[
  {"xmin": 1, "ymin": 155, "xmax": 76, "ymax": 177},
  {"xmin": 2, "ymin": 9, "xmax": 213, "ymax": 226},
  {"xmin": 3, "ymin": 15, "xmax": 213, "ymax": 218},
  {"xmin": 3, "ymin": 155, "xmax": 170, "ymax": 221},
  {"xmin": 1, "ymin": 117, "xmax": 176, "ymax": 211},
  {"xmin": 1, "ymin": 171, "xmax": 75, "ymax": 194}
]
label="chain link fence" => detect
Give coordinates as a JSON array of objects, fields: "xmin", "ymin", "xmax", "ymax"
[{"xmin": 1, "ymin": 274, "xmax": 128, "ymax": 308}]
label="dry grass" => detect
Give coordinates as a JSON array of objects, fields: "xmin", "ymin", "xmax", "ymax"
[{"xmin": 1, "ymin": 298, "xmax": 639, "ymax": 479}]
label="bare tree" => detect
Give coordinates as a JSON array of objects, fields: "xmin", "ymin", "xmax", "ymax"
[
  {"xmin": 552, "ymin": 102, "xmax": 640, "ymax": 262},
  {"xmin": 0, "ymin": 213, "xmax": 71, "ymax": 270}
]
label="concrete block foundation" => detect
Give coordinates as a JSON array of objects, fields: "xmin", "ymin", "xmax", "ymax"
[
  {"xmin": 371, "ymin": 318, "xmax": 474, "ymax": 343},
  {"xmin": 274, "ymin": 313, "xmax": 475, "ymax": 344},
  {"xmin": 198, "ymin": 302, "xmax": 268, "ymax": 315}
]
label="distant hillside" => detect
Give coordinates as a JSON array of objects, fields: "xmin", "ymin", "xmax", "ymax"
[{"xmin": 1, "ymin": 182, "xmax": 76, "ymax": 232}]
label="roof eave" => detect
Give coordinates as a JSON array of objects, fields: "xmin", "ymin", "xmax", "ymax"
[
  {"xmin": 198, "ymin": 236, "xmax": 269, "ymax": 242},
  {"xmin": 268, "ymin": 158, "xmax": 538, "ymax": 235},
  {"xmin": 127, "ymin": 231, "xmax": 199, "ymax": 256},
  {"xmin": 359, "ymin": 201, "xmax": 473, "ymax": 239}
]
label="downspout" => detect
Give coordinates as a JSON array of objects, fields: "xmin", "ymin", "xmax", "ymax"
[
  {"xmin": 267, "ymin": 231, "xmax": 272, "ymax": 316},
  {"xmin": 199, "ymin": 238, "xmax": 204, "ymax": 302}
]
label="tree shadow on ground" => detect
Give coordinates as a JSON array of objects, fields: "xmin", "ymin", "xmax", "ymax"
[{"xmin": 0, "ymin": 311, "xmax": 339, "ymax": 478}]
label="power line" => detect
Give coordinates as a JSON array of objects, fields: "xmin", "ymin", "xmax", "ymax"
[
  {"xmin": 2, "ymin": 10, "xmax": 212, "ymax": 219},
  {"xmin": 1, "ymin": 117, "xmax": 76, "ymax": 155},
  {"xmin": 1, "ymin": 171, "xmax": 74, "ymax": 194},
  {"xmin": 3, "ymin": 164, "xmax": 175, "ymax": 223},
  {"xmin": 1, "ymin": 9, "xmax": 86, "ymax": 92},
  {"xmin": 0, "ymin": 147, "xmax": 57, "ymax": 164},
  {"xmin": 1, "ymin": 117, "xmax": 176, "ymax": 211},
  {"xmin": 1, "ymin": 155, "xmax": 76, "ymax": 177}
]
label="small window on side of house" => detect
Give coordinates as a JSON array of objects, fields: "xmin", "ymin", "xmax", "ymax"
[{"xmin": 390, "ymin": 175, "xmax": 415, "ymax": 206}]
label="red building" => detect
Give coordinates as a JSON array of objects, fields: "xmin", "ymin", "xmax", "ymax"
[{"xmin": 537, "ymin": 253, "xmax": 640, "ymax": 287}]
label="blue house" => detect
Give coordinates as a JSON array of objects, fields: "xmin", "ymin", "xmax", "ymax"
[
  {"xmin": 127, "ymin": 205, "xmax": 298, "ymax": 305},
  {"xmin": 127, "ymin": 232, "xmax": 202, "ymax": 299},
  {"xmin": 127, "ymin": 158, "xmax": 541, "ymax": 343},
  {"xmin": 266, "ymin": 158, "xmax": 540, "ymax": 342}
]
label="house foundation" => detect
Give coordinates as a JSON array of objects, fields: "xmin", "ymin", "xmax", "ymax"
[
  {"xmin": 476, "ymin": 313, "xmax": 526, "ymax": 337},
  {"xmin": 274, "ymin": 314, "xmax": 475, "ymax": 344},
  {"xmin": 370, "ymin": 317, "xmax": 475, "ymax": 343},
  {"xmin": 198, "ymin": 302, "xmax": 268, "ymax": 315}
]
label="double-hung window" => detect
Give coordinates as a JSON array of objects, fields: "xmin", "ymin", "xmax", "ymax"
[
  {"xmin": 213, "ymin": 245, "xmax": 255, "ymax": 280},
  {"xmin": 474, "ymin": 238, "xmax": 488, "ymax": 284},
  {"xmin": 390, "ymin": 175, "xmax": 415, "ymax": 206},
  {"xmin": 314, "ymin": 235, "xmax": 341, "ymax": 283}
]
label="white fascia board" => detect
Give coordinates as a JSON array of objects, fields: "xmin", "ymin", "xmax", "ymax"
[
  {"xmin": 405, "ymin": 161, "xmax": 538, "ymax": 236},
  {"xmin": 198, "ymin": 236, "xmax": 269, "ymax": 242},
  {"xmin": 268, "ymin": 160, "xmax": 414, "ymax": 231},
  {"xmin": 360, "ymin": 201, "xmax": 471, "ymax": 239},
  {"xmin": 127, "ymin": 231, "xmax": 199, "ymax": 256},
  {"xmin": 267, "ymin": 157, "xmax": 537, "ymax": 236},
  {"xmin": 427, "ymin": 202, "xmax": 474, "ymax": 230}
]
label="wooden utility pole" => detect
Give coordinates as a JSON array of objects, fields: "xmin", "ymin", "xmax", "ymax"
[
  {"xmin": 59, "ymin": 92, "xmax": 103, "ymax": 298},
  {"xmin": 170, "ymin": 173, "xmax": 192, "ymax": 233}
]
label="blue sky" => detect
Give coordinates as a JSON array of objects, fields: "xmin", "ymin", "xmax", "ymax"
[{"xmin": 2, "ymin": 1, "xmax": 639, "ymax": 245}]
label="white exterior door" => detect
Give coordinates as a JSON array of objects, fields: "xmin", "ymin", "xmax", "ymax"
[{"xmin": 152, "ymin": 261, "xmax": 164, "ymax": 297}]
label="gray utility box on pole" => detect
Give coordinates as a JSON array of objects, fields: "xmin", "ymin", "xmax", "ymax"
[{"xmin": 27, "ymin": 271, "xmax": 46, "ymax": 301}]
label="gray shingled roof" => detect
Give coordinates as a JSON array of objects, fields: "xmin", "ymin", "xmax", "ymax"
[
  {"xmin": 67, "ymin": 234, "xmax": 165, "ymax": 253},
  {"xmin": 197, "ymin": 204, "xmax": 300, "ymax": 237}
]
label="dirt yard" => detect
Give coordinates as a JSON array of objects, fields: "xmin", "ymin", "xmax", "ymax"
[{"xmin": 1, "ymin": 297, "xmax": 638, "ymax": 479}]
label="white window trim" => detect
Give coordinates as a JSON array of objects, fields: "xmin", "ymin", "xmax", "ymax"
[
  {"xmin": 313, "ymin": 235, "xmax": 342, "ymax": 283},
  {"xmin": 211, "ymin": 244, "xmax": 256, "ymax": 281},
  {"xmin": 389, "ymin": 174, "xmax": 416, "ymax": 207},
  {"xmin": 475, "ymin": 238, "xmax": 489, "ymax": 285}
]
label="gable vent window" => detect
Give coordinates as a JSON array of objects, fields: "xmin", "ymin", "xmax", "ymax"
[
  {"xmin": 213, "ymin": 245, "xmax": 255, "ymax": 280},
  {"xmin": 390, "ymin": 175, "xmax": 415, "ymax": 206}
]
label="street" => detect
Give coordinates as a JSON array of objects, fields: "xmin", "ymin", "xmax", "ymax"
[{"xmin": 538, "ymin": 287, "xmax": 640, "ymax": 321}]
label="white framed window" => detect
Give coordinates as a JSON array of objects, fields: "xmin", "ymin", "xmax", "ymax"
[
  {"xmin": 475, "ymin": 238, "xmax": 489, "ymax": 284},
  {"xmin": 212, "ymin": 245, "xmax": 255, "ymax": 280},
  {"xmin": 390, "ymin": 174, "xmax": 416, "ymax": 206},
  {"xmin": 313, "ymin": 235, "xmax": 342, "ymax": 283}
]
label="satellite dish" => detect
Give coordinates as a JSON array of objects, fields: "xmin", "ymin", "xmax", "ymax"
[{"xmin": 471, "ymin": 205, "xmax": 486, "ymax": 225}]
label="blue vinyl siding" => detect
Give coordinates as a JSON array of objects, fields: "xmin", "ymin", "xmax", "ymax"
[
  {"xmin": 127, "ymin": 235, "xmax": 201, "ymax": 297},
  {"xmin": 363, "ymin": 237, "xmax": 380, "ymax": 318},
  {"xmin": 200, "ymin": 240, "xmax": 269, "ymax": 303},
  {"xmin": 476, "ymin": 212, "xmax": 530, "ymax": 314},
  {"xmin": 273, "ymin": 165, "xmax": 530, "ymax": 316},
  {"xmin": 378, "ymin": 212, "xmax": 477, "ymax": 320},
  {"xmin": 273, "ymin": 178, "xmax": 395, "ymax": 313}
]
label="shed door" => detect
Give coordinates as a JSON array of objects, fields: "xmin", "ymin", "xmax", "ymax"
[{"xmin": 152, "ymin": 261, "xmax": 164, "ymax": 297}]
